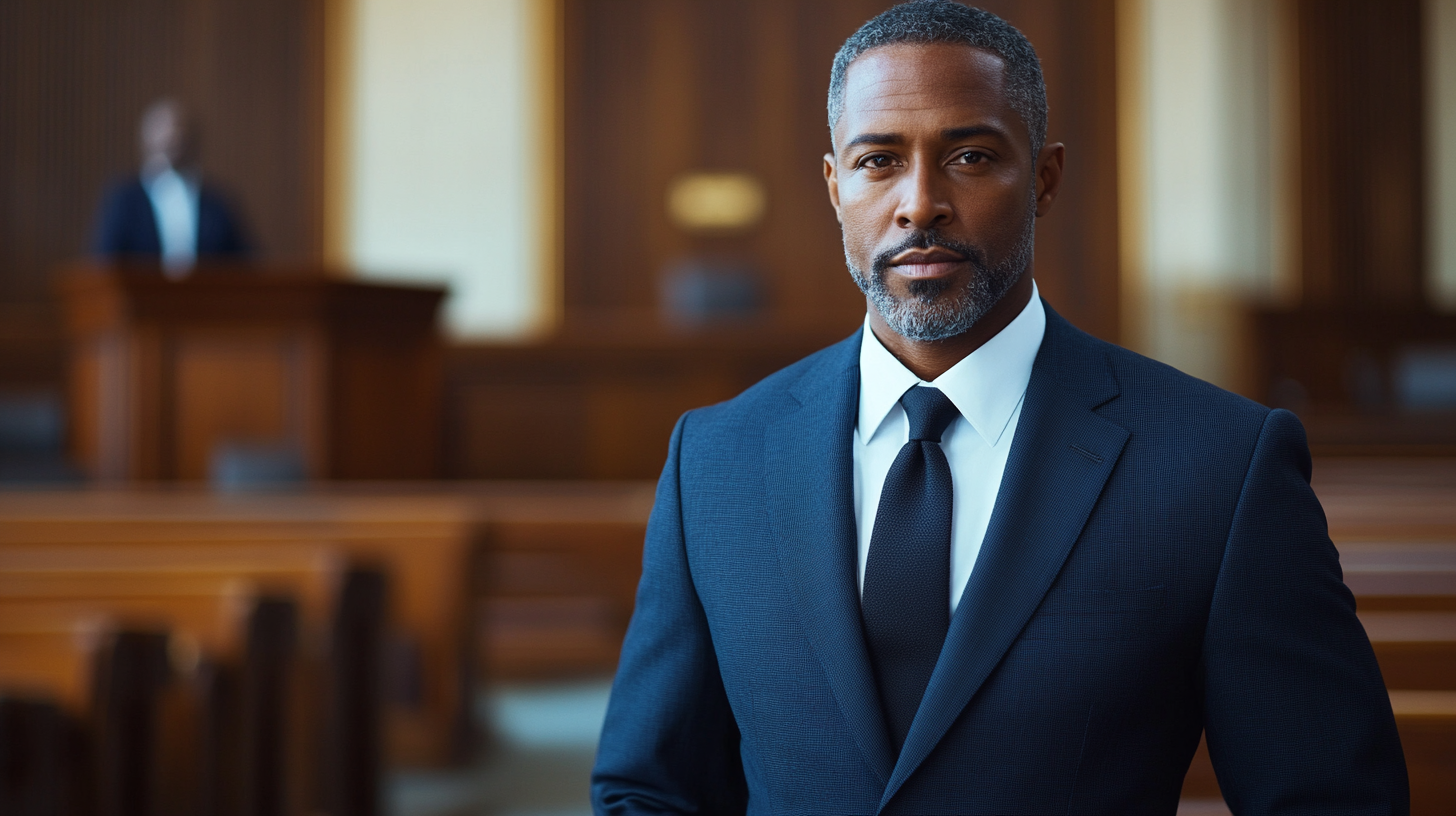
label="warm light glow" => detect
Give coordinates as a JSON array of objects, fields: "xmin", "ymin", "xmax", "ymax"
[{"xmin": 666, "ymin": 172, "xmax": 767, "ymax": 232}]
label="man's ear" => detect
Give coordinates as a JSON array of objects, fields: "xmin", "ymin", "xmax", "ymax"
[
  {"xmin": 823, "ymin": 153, "xmax": 842, "ymax": 224},
  {"xmin": 1034, "ymin": 142, "xmax": 1066, "ymax": 217}
]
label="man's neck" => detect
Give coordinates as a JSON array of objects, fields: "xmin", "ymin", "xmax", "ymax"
[
  {"xmin": 867, "ymin": 271, "xmax": 1035, "ymax": 382},
  {"xmin": 141, "ymin": 157, "xmax": 195, "ymax": 182}
]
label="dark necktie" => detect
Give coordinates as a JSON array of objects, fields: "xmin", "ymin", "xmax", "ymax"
[{"xmin": 861, "ymin": 385, "xmax": 959, "ymax": 753}]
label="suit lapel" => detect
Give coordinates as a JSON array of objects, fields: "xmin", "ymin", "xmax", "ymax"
[
  {"xmin": 878, "ymin": 308, "xmax": 1131, "ymax": 810},
  {"xmin": 764, "ymin": 330, "xmax": 898, "ymax": 785}
]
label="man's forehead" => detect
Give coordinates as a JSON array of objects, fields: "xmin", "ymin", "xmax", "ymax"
[{"xmin": 839, "ymin": 42, "xmax": 1009, "ymax": 126}]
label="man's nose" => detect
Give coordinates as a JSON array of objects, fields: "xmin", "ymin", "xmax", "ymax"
[{"xmin": 893, "ymin": 163, "xmax": 953, "ymax": 230}]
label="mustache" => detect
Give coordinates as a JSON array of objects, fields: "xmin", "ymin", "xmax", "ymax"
[{"xmin": 870, "ymin": 230, "xmax": 988, "ymax": 278}]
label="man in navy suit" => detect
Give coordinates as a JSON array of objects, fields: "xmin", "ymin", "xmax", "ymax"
[
  {"xmin": 93, "ymin": 99, "xmax": 250, "ymax": 274},
  {"xmin": 593, "ymin": 2, "xmax": 1407, "ymax": 813}
]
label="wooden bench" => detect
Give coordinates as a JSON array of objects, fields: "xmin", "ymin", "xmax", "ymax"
[
  {"xmin": 0, "ymin": 489, "xmax": 481, "ymax": 766},
  {"xmin": 481, "ymin": 518, "xmax": 647, "ymax": 680},
  {"xmin": 1339, "ymin": 542, "xmax": 1456, "ymax": 611},
  {"xmin": 0, "ymin": 482, "xmax": 660, "ymax": 765},
  {"xmin": 1359, "ymin": 611, "xmax": 1456, "ymax": 689},
  {"xmin": 463, "ymin": 482, "xmax": 653, "ymax": 681},
  {"xmin": 1390, "ymin": 691, "xmax": 1456, "ymax": 814},
  {"xmin": 1182, "ymin": 691, "xmax": 1456, "ymax": 814},
  {"xmin": 0, "ymin": 693, "xmax": 88, "ymax": 815},
  {"xmin": 0, "ymin": 543, "xmax": 387, "ymax": 815},
  {"xmin": 0, "ymin": 587, "xmax": 300, "ymax": 813}
]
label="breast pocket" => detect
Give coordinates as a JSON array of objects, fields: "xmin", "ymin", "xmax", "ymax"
[{"xmin": 1018, "ymin": 585, "xmax": 1167, "ymax": 642}]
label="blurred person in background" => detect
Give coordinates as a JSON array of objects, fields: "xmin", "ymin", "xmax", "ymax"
[{"xmin": 92, "ymin": 97, "xmax": 251, "ymax": 275}]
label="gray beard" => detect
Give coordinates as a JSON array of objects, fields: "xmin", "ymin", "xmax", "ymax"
[{"xmin": 846, "ymin": 201, "xmax": 1036, "ymax": 342}]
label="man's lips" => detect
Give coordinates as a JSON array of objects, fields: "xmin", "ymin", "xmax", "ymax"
[{"xmin": 887, "ymin": 248, "xmax": 967, "ymax": 278}]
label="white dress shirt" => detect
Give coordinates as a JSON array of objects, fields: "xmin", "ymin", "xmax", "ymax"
[
  {"xmin": 144, "ymin": 166, "xmax": 200, "ymax": 275},
  {"xmin": 854, "ymin": 281, "xmax": 1046, "ymax": 614}
]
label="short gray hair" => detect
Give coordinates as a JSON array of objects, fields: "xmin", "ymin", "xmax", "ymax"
[{"xmin": 827, "ymin": 0, "xmax": 1048, "ymax": 155}]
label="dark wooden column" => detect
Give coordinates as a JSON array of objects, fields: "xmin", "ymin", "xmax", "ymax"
[{"xmin": 1297, "ymin": 0, "xmax": 1426, "ymax": 308}]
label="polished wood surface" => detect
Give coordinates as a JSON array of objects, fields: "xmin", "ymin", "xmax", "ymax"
[
  {"xmin": 1314, "ymin": 458, "xmax": 1456, "ymax": 540},
  {"xmin": 59, "ymin": 264, "xmax": 445, "ymax": 481},
  {"xmin": 445, "ymin": 326, "xmax": 842, "ymax": 479},
  {"xmin": 1389, "ymin": 691, "xmax": 1456, "ymax": 814},
  {"xmin": 481, "ymin": 518, "xmax": 647, "ymax": 680}
]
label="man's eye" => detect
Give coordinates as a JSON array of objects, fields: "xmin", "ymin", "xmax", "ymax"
[
  {"xmin": 860, "ymin": 155, "xmax": 894, "ymax": 169},
  {"xmin": 954, "ymin": 151, "xmax": 987, "ymax": 165}
]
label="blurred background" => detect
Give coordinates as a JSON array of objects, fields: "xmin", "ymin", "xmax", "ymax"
[{"xmin": 0, "ymin": 0, "xmax": 1453, "ymax": 814}]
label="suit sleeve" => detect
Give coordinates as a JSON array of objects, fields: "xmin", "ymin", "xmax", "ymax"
[
  {"xmin": 1202, "ymin": 409, "xmax": 1408, "ymax": 814},
  {"xmin": 591, "ymin": 413, "xmax": 747, "ymax": 815},
  {"xmin": 199, "ymin": 187, "xmax": 253, "ymax": 256}
]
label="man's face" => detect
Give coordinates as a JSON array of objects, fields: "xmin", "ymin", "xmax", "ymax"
[
  {"xmin": 140, "ymin": 102, "xmax": 194, "ymax": 168},
  {"xmin": 825, "ymin": 43, "xmax": 1043, "ymax": 342}
]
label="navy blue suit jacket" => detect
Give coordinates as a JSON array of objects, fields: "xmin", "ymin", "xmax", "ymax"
[
  {"xmin": 593, "ymin": 304, "xmax": 1407, "ymax": 815},
  {"xmin": 92, "ymin": 176, "xmax": 251, "ymax": 258}
]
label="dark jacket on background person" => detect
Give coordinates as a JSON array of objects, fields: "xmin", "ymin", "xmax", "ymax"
[{"xmin": 92, "ymin": 176, "xmax": 250, "ymax": 258}]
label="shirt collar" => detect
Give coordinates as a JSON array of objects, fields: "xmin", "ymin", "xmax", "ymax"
[
  {"xmin": 858, "ymin": 280, "xmax": 1047, "ymax": 447},
  {"xmin": 142, "ymin": 164, "xmax": 198, "ymax": 190}
]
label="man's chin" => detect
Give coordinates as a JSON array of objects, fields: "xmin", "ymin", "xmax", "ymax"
[
  {"xmin": 881, "ymin": 271, "xmax": 958, "ymax": 302},
  {"xmin": 876, "ymin": 299, "xmax": 980, "ymax": 343}
]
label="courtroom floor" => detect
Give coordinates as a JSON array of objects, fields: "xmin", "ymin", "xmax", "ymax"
[{"xmin": 390, "ymin": 680, "xmax": 610, "ymax": 816}]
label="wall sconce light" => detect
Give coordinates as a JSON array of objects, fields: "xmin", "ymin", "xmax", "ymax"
[{"xmin": 666, "ymin": 172, "xmax": 767, "ymax": 232}]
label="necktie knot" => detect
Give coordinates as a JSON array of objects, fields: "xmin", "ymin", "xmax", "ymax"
[{"xmin": 900, "ymin": 386, "xmax": 959, "ymax": 443}]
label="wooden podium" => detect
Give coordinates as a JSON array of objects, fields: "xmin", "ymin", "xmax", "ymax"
[{"xmin": 60, "ymin": 264, "xmax": 446, "ymax": 481}]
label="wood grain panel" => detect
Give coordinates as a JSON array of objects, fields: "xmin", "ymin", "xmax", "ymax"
[
  {"xmin": 172, "ymin": 332, "xmax": 306, "ymax": 480},
  {"xmin": 444, "ymin": 327, "xmax": 841, "ymax": 479},
  {"xmin": 59, "ymin": 266, "xmax": 443, "ymax": 481},
  {"xmin": 1297, "ymin": 0, "xmax": 1425, "ymax": 307}
]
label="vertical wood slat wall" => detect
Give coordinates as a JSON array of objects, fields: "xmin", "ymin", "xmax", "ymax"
[
  {"xmin": 445, "ymin": 0, "xmax": 1123, "ymax": 480},
  {"xmin": 5, "ymin": 0, "xmax": 1123, "ymax": 480},
  {"xmin": 0, "ymin": 0, "xmax": 325, "ymax": 387},
  {"xmin": 560, "ymin": 0, "xmax": 1122, "ymax": 343},
  {"xmin": 1297, "ymin": 0, "xmax": 1426, "ymax": 308}
]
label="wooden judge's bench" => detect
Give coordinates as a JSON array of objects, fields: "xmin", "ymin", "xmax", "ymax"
[{"xmin": 58, "ymin": 263, "xmax": 446, "ymax": 481}]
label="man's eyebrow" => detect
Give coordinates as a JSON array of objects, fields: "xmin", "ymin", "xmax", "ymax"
[
  {"xmin": 942, "ymin": 125, "xmax": 1004, "ymax": 141},
  {"xmin": 843, "ymin": 126, "xmax": 1007, "ymax": 150},
  {"xmin": 843, "ymin": 132, "xmax": 903, "ymax": 149}
]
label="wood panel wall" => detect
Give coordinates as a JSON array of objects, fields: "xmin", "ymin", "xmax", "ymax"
[
  {"xmin": 1247, "ymin": 0, "xmax": 1454, "ymax": 448},
  {"xmin": 560, "ymin": 0, "xmax": 1121, "ymax": 342},
  {"xmin": 1297, "ymin": 0, "xmax": 1426, "ymax": 308},
  {"xmin": 449, "ymin": 0, "xmax": 1121, "ymax": 481},
  {"xmin": 445, "ymin": 327, "xmax": 839, "ymax": 480},
  {"xmin": 0, "ymin": 0, "xmax": 325, "ymax": 387}
]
